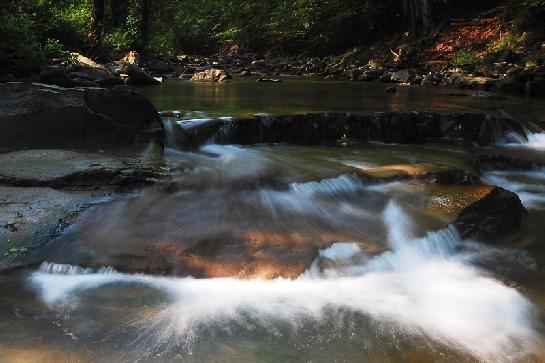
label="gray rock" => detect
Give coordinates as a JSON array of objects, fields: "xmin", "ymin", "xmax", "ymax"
[
  {"xmin": 127, "ymin": 64, "xmax": 162, "ymax": 85},
  {"xmin": 391, "ymin": 69, "xmax": 414, "ymax": 83}
]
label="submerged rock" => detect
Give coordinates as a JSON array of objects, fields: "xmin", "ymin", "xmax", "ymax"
[
  {"xmin": 454, "ymin": 186, "xmax": 527, "ymax": 242},
  {"xmin": 475, "ymin": 154, "xmax": 543, "ymax": 171},
  {"xmin": 191, "ymin": 68, "xmax": 231, "ymax": 83},
  {"xmin": 385, "ymin": 86, "xmax": 397, "ymax": 94},
  {"xmin": 359, "ymin": 164, "xmax": 478, "ymax": 185},
  {"xmin": 0, "ymin": 82, "xmax": 164, "ymax": 149}
]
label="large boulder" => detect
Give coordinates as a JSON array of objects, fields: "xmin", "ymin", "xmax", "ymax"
[
  {"xmin": 191, "ymin": 68, "xmax": 231, "ymax": 83},
  {"xmin": 0, "ymin": 82, "xmax": 164, "ymax": 149},
  {"xmin": 454, "ymin": 186, "xmax": 527, "ymax": 242}
]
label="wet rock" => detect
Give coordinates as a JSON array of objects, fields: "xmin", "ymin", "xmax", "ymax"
[
  {"xmin": 0, "ymin": 186, "xmax": 101, "ymax": 270},
  {"xmin": 454, "ymin": 186, "xmax": 527, "ymax": 242},
  {"xmin": 385, "ymin": 86, "xmax": 397, "ymax": 94},
  {"xmin": 257, "ymin": 78, "xmax": 282, "ymax": 83},
  {"xmin": 471, "ymin": 91, "xmax": 505, "ymax": 101},
  {"xmin": 0, "ymin": 83, "xmax": 164, "ymax": 149},
  {"xmin": 358, "ymin": 164, "xmax": 478, "ymax": 185},
  {"xmin": 126, "ymin": 64, "xmax": 162, "ymax": 85},
  {"xmin": 191, "ymin": 68, "xmax": 232, "ymax": 83}
]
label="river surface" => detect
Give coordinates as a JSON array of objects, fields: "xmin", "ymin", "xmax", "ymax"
[{"xmin": 2, "ymin": 79, "xmax": 545, "ymax": 363}]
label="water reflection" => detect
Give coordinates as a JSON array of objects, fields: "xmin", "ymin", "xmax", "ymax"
[{"xmin": 142, "ymin": 78, "xmax": 545, "ymax": 124}]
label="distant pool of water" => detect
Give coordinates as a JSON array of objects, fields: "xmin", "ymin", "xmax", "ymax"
[{"xmin": 142, "ymin": 78, "xmax": 545, "ymax": 124}]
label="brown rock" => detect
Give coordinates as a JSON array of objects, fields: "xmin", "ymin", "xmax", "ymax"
[
  {"xmin": 454, "ymin": 186, "xmax": 527, "ymax": 242},
  {"xmin": 191, "ymin": 68, "xmax": 231, "ymax": 83}
]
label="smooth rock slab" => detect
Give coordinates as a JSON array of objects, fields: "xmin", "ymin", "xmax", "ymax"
[
  {"xmin": 0, "ymin": 186, "xmax": 102, "ymax": 269},
  {"xmin": 0, "ymin": 148, "xmax": 163, "ymax": 189}
]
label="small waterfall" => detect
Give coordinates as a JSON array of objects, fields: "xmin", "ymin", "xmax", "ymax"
[
  {"xmin": 482, "ymin": 170, "xmax": 545, "ymax": 208},
  {"xmin": 498, "ymin": 123, "xmax": 545, "ymax": 150},
  {"xmin": 162, "ymin": 117, "xmax": 178, "ymax": 150}
]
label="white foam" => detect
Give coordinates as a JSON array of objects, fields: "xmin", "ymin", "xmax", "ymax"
[
  {"xmin": 29, "ymin": 203, "xmax": 543, "ymax": 362},
  {"xmin": 482, "ymin": 170, "xmax": 545, "ymax": 208},
  {"xmin": 500, "ymin": 132, "xmax": 545, "ymax": 150},
  {"xmin": 342, "ymin": 160, "xmax": 376, "ymax": 170}
]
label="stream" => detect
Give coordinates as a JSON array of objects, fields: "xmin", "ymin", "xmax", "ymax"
[{"xmin": 1, "ymin": 79, "xmax": 545, "ymax": 362}]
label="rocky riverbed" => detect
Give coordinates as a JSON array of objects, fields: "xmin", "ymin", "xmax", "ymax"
[{"xmin": 0, "ymin": 81, "xmax": 541, "ymax": 276}]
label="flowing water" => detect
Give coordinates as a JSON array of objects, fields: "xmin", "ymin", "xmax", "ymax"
[{"xmin": 2, "ymin": 79, "xmax": 545, "ymax": 363}]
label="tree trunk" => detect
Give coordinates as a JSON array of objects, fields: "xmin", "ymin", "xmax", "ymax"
[
  {"xmin": 89, "ymin": 0, "xmax": 105, "ymax": 45},
  {"xmin": 403, "ymin": 0, "xmax": 433, "ymax": 34},
  {"xmin": 420, "ymin": 0, "xmax": 432, "ymax": 33},
  {"xmin": 111, "ymin": 0, "xmax": 128, "ymax": 28},
  {"xmin": 141, "ymin": 0, "xmax": 152, "ymax": 47}
]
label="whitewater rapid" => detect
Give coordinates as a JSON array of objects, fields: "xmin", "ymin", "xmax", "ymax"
[{"xmin": 29, "ymin": 202, "xmax": 543, "ymax": 362}]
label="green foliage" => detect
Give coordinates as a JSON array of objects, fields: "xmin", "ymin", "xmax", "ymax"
[
  {"xmin": 451, "ymin": 50, "xmax": 482, "ymax": 68},
  {"xmin": 0, "ymin": 8, "xmax": 43, "ymax": 74},
  {"xmin": 147, "ymin": 33, "xmax": 175, "ymax": 59},
  {"xmin": 489, "ymin": 32, "xmax": 527, "ymax": 53},
  {"xmin": 1, "ymin": 0, "xmax": 542, "ymax": 66},
  {"xmin": 44, "ymin": 38, "xmax": 68, "ymax": 58},
  {"xmin": 104, "ymin": 13, "xmax": 140, "ymax": 52}
]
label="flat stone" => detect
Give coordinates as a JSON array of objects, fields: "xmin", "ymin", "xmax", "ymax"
[
  {"xmin": 0, "ymin": 145, "xmax": 165, "ymax": 189},
  {"xmin": 0, "ymin": 150, "xmax": 124, "ymax": 183}
]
